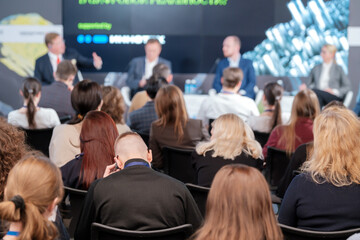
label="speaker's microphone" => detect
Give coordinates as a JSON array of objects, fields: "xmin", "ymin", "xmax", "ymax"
[{"xmin": 208, "ymin": 58, "xmax": 220, "ymax": 74}]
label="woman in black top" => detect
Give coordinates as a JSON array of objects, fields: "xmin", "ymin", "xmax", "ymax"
[
  {"xmin": 278, "ymin": 106, "xmax": 360, "ymax": 231},
  {"xmin": 192, "ymin": 113, "xmax": 263, "ymax": 187}
]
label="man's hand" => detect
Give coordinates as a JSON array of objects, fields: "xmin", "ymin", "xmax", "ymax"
[
  {"xmin": 138, "ymin": 76, "xmax": 147, "ymax": 88},
  {"xmin": 92, "ymin": 52, "xmax": 103, "ymax": 70},
  {"xmin": 103, "ymin": 163, "xmax": 120, "ymax": 178},
  {"xmin": 324, "ymin": 88, "xmax": 334, "ymax": 94}
]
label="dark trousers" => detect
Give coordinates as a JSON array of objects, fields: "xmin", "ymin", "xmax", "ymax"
[{"xmin": 312, "ymin": 88, "xmax": 343, "ymax": 109}]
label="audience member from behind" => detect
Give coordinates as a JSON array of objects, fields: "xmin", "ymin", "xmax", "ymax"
[
  {"xmin": 150, "ymin": 85, "xmax": 209, "ymax": 169},
  {"xmin": 248, "ymin": 82, "xmax": 283, "ymax": 133},
  {"xmin": 127, "ymin": 75, "xmax": 167, "ymax": 136},
  {"xmin": 0, "ymin": 119, "xmax": 29, "ymax": 201},
  {"xmin": 8, "ymin": 77, "xmax": 60, "ymax": 129},
  {"xmin": 75, "ymin": 132, "xmax": 202, "ymax": 240},
  {"xmin": 192, "ymin": 114, "xmax": 263, "ymax": 187},
  {"xmin": 49, "ymin": 80, "xmax": 102, "ymax": 167},
  {"xmin": 129, "ymin": 63, "xmax": 173, "ymax": 113},
  {"xmin": 278, "ymin": 107, "xmax": 360, "ymax": 231},
  {"xmin": 38, "ymin": 60, "xmax": 77, "ymax": 119},
  {"xmin": 126, "ymin": 39, "xmax": 171, "ymax": 97},
  {"xmin": 197, "ymin": 67, "xmax": 259, "ymax": 128},
  {"xmin": 0, "ymin": 155, "xmax": 64, "ymax": 240},
  {"xmin": 101, "ymin": 86, "xmax": 130, "ymax": 135},
  {"xmin": 262, "ymin": 89, "xmax": 320, "ymax": 158},
  {"xmin": 61, "ymin": 111, "xmax": 118, "ymax": 190},
  {"xmin": 192, "ymin": 165, "xmax": 283, "ymax": 240}
]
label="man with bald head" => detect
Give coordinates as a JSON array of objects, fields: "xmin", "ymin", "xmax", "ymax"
[
  {"xmin": 75, "ymin": 132, "xmax": 202, "ymax": 240},
  {"xmin": 212, "ymin": 35, "xmax": 256, "ymax": 99}
]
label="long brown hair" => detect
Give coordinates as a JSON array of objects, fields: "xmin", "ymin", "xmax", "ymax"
[
  {"xmin": 263, "ymin": 82, "xmax": 283, "ymax": 130},
  {"xmin": 79, "ymin": 111, "xmax": 118, "ymax": 189},
  {"xmin": 101, "ymin": 86, "xmax": 126, "ymax": 124},
  {"xmin": 0, "ymin": 154, "xmax": 64, "ymax": 240},
  {"xmin": 192, "ymin": 165, "xmax": 282, "ymax": 240},
  {"xmin": 279, "ymin": 89, "xmax": 320, "ymax": 155},
  {"xmin": 154, "ymin": 85, "xmax": 188, "ymax": 141},
  {"xmin": 22, "ymin": 77, "xmax": 41, "ymax": 129}
]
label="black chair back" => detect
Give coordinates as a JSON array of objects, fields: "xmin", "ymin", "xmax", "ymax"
[
  {"xmin": 185, "ymin": 183, "xmax": 210, "ymax": 217},
  {"xmin": 91, "ymin": 223, "xmax": 193, "ymax": 240},
  {"xmin": 279, "ymin": 224, "xmax": 360, "ymax": 240},
  {"xmin": 253, "ymin": 130, "xmax": 270, "ymax": 148},
  {"xmin": 22, "ymin": 128, "xmax": 54, "ymax": 157},
  {"xmin": 265, "ymin": 147, "xmax": 292, "ymax": 189},
  {"xmin": 62, "ymin": 186, "xmax": 87, "ymax": 238},
  {"xmin": 138, "ymin": 133, "xmax": 150, "ymax": 147},
  {"xmin": 162, "ymin": 146, "xmax": 196, "ymax": 184}
]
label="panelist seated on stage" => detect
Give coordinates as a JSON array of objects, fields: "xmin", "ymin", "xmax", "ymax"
[
  {"xmin": 213, "ymin": 35, "xmax": 256, "ymax": 99},
  {"xmin": 198, "ymin": 67, "xmax": 259, "ymax": 128},
  {"xmin": 300, "ymin": 44, "xmax": 351, "ymax": 108},
  {"xmin": 34, "ymin": 32, "xmax": 103, "ymax": 86},
  {"xmin": 126, "ymin": 38, "xmax": 171, "ymax": 98}
]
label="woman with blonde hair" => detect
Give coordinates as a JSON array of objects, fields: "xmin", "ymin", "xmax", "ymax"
[
  {"xmin": 0, "ymin": 155, "xmax": 64, "ymax": 240},
  {"xmin": 149, "ymin": 85, "xmax": 209, "ymax": 169},
  {"xmin": 192, "ymin": 164, "xmax": 283, "ymax": 240},
  {"xmin": 278, "ymin": 107, "xmax": 360, "ymax": 231},
  {"xmin": 192, "ymin": 113, "xmax": 263, "ymax": 187},
  {"xmin": 101, "ymin": 86, "xmax": 130, "ymax": 135},
  {"xmin": 263, "ymin": 89, "xmax": 320, "ymax": 158}
]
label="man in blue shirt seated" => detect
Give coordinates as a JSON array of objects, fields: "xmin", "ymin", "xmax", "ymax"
[
  {"xmin": 74, "ymin": 132, "xmax": 202, "ymax": 240},
  {"xmin": 213, "ymin": 35, "xmax": 256, "ymax": 99}
]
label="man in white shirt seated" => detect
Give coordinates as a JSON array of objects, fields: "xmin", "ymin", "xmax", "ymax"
[
  {"xmin": 197, "ymin": 67, "xmax": 259, "ymax": 127},
  {"xmin": 126, "ymin": 38, "xmax": 172, "ymax": 98}
]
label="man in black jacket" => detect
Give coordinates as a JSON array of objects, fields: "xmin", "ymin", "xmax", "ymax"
[{"xmin": 74, "ymin": 132, "xmax": 202, "ymax": 240}]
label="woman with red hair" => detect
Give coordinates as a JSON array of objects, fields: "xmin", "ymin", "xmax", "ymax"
[{"xmin": 61, "ymin": 110, "xmax": 119, "ymax": 190}]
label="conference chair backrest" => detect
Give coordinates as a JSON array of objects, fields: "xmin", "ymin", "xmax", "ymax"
[
  {"xmin": 91, "ymin": 223, "xmax": 193, "ymax": 240},
  {"xmin": 22, "ymin": 128, "xmax": 54, "ymax": 157},
  {"xmin": 185, "ymin": 183, "xmax": 210, "ymax": 217},
  {"xmin": 265, "ymin": 146, "xmax": 293, "ymax": 189},
  {"xmin": 253, "ymin": 130, "xmax": 270, "ymax": 148},
  {"xmin": 279, "ymin": 223, "xmax": 360, "ymax": 240},
  {"xmin": 62, "ymin": 186, "xmax": 87, "ymax": 238},
  {"xmin": 162, "ymin": 146, "xmax": 196, "ymax": 184}
]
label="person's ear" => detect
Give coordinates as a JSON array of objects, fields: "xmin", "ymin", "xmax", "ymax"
[
  {"xmin": 147, "ymin": 149, "xmax": 153, "ymax": 163},
  {"xmin": 114, "ymin": 155, "xmax": 125, "ymax": 169},
  {"xmin": 220, "ymin": 77, "xmax": 224, "ymax": 85},
  {"xmin": 47, "ymin": 197, "xmax": 58, "ymax": 214},
  {"xmin": 19, "ymin": 90, "xmax": 23, "ymax": 97},
  {"xmin": 167, "ymin": 74, "xmax": 173, "ymax": 83},
  {"xmin": 97, "ymin": 100, "xmax": 103, "ymax": 111}
]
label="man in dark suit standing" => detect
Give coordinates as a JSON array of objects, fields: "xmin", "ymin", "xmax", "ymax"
[
  {"xmin": 34, "ymin": 32, "xmax": 103, "ymax": 85},
  {"xmin": 126, "ymin": 38, "xmax": 171, "ymax": 98},
  {"xmin": 74, "ymin": 132, "xmax": 202, "ymax": 240},
  {"xmin": 212, "ymin": 36, "xmax": 256, "ymax": 99}
]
